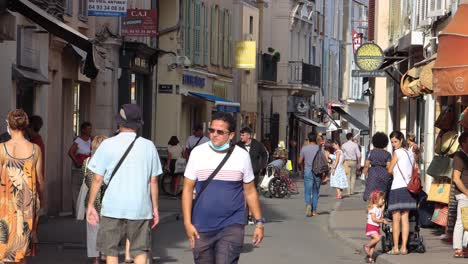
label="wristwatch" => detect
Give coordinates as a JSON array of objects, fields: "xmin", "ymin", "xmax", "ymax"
[{"xmin": 255, "ymin": 217, "xmax": 266, "ymax": 224}]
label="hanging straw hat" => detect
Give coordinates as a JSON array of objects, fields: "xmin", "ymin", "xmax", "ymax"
[{"xmin": 420, "ymin": 60, "xmax": 435, "ymax": 92}]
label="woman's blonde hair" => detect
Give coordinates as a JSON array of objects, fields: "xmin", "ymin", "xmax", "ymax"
[
  {"xmin": 367, "ymin": 190, "xmax": 385, "ymax": 209},
  {"xmin": 91, "ymin": 135, "xmax": 108, "ymax": 154}
]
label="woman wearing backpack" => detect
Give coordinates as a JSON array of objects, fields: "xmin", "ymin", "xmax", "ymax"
[{"xmin": 330, "ymin": 139, "xmax": 348, "ymax": 199}]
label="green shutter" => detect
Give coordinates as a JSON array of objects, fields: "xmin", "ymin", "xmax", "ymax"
[
  {"xmin": 223, "ymin": 9, "xmax": 229, "ymax": 67},
  {"xmin": 194, "ymin": 0, "xmax": 201, "ymax": 65},
  {"xmin": 210, "ymin": 5, "xmax": 216, "ymax": 64},
  {"xmin": 228, "ymin": 10, "xmax": 233, "ymax": 68},
  {"xmin": 185, "ymin": 0, "xmax": 191, "ymax": 57},
  {"xmin": 204, "ymin": 5, "xmax": 209, "ymax": 65},
  {"xmin": 218, "ymin": 9, "xmax": 224, "ymax": 66}
]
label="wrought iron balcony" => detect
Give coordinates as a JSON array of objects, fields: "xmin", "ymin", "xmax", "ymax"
[
  {"xmin": 30, "ymin": 0, "xmax": 64, "ymax": 19},
  {"xmin": 258, "ymin": 53, "xmax": 278, "ymax": 82},
  {"xmin": 288, "ymin": 61, "xmax": 321, "ymax": 87}
]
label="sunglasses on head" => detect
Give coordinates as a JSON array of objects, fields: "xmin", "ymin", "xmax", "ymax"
[{"xmin": 208, "ymin": 128, "xmax": 230, "ymax": 135}]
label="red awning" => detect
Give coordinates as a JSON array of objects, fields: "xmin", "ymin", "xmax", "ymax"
[{"xmin": 433, "ymin": 4, "xmax": 468, "ymax": 96}]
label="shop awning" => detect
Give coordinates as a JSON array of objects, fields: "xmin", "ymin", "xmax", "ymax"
[
  {"xmin": 188, "ymin": 91, "xmax": 240, "ymax": 113},
  {"xmin": 294, "ymin": 114, "xmax": 327, "ymax": 128},
  {"xmin": 433, "ymin": 4, "xmax": 468, "ymax": 96},
  {"xmin": 9, "ymin": 0, "xmax": 98, "ymax": 79},
  {"xmin": 12, "ymin": 65, "xmax": 50, "ymax": 84},
  {"xmin": 331, "ymin": 106, "xmax": 369, "ymax": 132}
]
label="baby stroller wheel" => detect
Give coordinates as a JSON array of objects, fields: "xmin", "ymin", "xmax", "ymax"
[
  {"xmin": 268, "ymin": 177, "xmax": 288, "ymax": 198},
  {"xmin": 381, "ymin": 235, "xmax": 393, "ymax": 253}
]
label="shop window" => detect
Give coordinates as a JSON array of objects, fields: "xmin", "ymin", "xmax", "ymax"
[
  {"xmin": 63, "ymin": 0, "xmax": 73, "ymax": 16},
  {"xmin": 16, "ymin": 81, "xmax": 35, "ymax": 118},
  {"xmin": 131, "ymin": 74, "xmax": 137, "ymax": 104},
  {"xmin": 78, "ymin": 0, "xmax": 88, "ymax": 21},
  {"xmin": 72, "ymin": 83, "xmax": 81, "ymax": 137}
]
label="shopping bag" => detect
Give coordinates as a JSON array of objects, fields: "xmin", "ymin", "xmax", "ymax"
[
  {"xmin": 462, "ymin": 207, "xmax": 468, "ymax": 231},
  {"xmin": 174, "ymin": 158, "xmax": 187, "ymax": 174},
  {"xmin": 426, "ymin": 155, "xmax": 453, "ymax": 178},
  {"xmin": 76, "ymin": 180, "xmax": 88, "ymax": 220},
  {"xmin": 427, "ymin": 180, "xmax": 451, "ymax": 204},
  {"xmin": 286, "ymin": 160, "xmax": 293, "ymax": 171},
  {"xmin": 431, "ymin": 203, "xmax": 448, "ymax": 227}
]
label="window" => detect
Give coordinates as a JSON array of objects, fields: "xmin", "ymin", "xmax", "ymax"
[
  {"xmin": 185, "ymin": 0, "xmax": 192, "ymax": 58},
  {"xmin": 78, "ymin": 0, "xmax": 88, "ymax": 21},
  {"xmin": 223, "ymin": 10, "xmax": 229, "ymax": 67},
  {"xmin": 194, "ymin": 0, "xmax": 201, "ymax": 65},
  {"xmin": 249, "ymin": 16, "xmax": 253, "ymax": 35},
  {"xmin": 218, "ymin": 9, "xmax": 224, "ymax": 65},
  {"xmin": 203, "ymin": 4, "xmax": 209, "ymax": 65},
  {"xmin": 64, "ymin": 0, "xmax": 73, "ymax": 16},
  {"xmin": 72, "ymin": 83, "xmax": 81, "ymax": 137},
  {"xmin": 210, "ymin": 5, "xmax": 218, "ymax": 65}
]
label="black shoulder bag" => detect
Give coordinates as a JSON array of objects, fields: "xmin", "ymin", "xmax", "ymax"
[
  {"xmin": 192, "ymin": 144, "xmax": 235, "ymax": 210},
  {"xmin": 101, "ymin": 135, "xmax": 139, "ymax": 200}
]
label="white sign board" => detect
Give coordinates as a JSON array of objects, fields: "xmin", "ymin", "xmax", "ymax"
[{"xmin": 88, "ymin": 0, "xmax": 127, "ymax": 17}]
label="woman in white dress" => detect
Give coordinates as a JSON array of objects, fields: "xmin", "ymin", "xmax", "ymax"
[{"xmin": 330, "ymin": 140, "xmax": 348, "ymax": 199}]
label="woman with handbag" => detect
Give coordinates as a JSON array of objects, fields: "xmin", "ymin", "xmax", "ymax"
[
  {"xmin": 387, "ymin": 131, "xmax": 417, "ymax": 255},
  {"xmin": 167, "ymin": 136, "xmax": 185, "ymax": 194},
  {"xmin": 362, "ymin": 132, "xmax": 392, "ymax": 201},
  {"xmin": 451, "ymin": 132, "xmax": 468, "ymax": 258},
  {"xmin": 83, "ymin": 135, "xmax": 107, "ymax": 264}
]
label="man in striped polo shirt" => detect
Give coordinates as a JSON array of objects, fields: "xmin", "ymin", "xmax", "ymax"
[{"xmin": 182, "ymin": 112, "xmax": 264, "ymax": 264}]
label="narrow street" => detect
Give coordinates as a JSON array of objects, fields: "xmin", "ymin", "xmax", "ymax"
[{"xmin": 152, "ymin": 183, "xmax": 365, "ymax": 264}]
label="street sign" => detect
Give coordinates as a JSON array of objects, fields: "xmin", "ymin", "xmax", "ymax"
[
  {"xmin": 352, "ymin": 70, "xmax": 387, "ymax": 78},
  {"xmin": 158, "ymin": 84, "xmax": 173, "ymax": 94},
  {"xmin": 88, "ymin": 0, "xmax": 127, "ymax": 17},
  {"xmin": 354, "ymin": 43, "xmax": 384, "ymax": 71}
]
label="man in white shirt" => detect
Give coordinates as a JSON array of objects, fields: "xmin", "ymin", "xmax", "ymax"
[
  {"xmin": 185, "ymin": 125, "xmax": 209, "ymax": 159},
  {"xmin": 341, "ymin": 132, "xmax": 361, "ymax": 196}
]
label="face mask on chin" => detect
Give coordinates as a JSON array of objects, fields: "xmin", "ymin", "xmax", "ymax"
[{"xmin": 209, "ymin": 140, "xmax": 231, "ymax": 151}]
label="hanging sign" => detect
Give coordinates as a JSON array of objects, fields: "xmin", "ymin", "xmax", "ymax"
[
  {"xmin": 354, "ymin": 43, "xmax": 384, "ymax": 71},
  {"xmin": 235, "ymin": 41, "xmax": 256, "ymax": 69},
  {"xmin": 88, "ymin": 0, "xmax": 127, "ymax": 17},
  {"xmin": 122, "ymin": 9, "xmax": 158, "ymax": 37}
]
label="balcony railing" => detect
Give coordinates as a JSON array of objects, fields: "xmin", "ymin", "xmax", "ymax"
[
  {"xmin": 288, "ymin": 61, "xmax": 321, "ymax": 87},
  {"xmin": 258, "ymin": 53, "xmax": 278, "ymax": 82}
]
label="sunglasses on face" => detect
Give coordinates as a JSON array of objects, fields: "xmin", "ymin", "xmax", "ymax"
[{"xmin": 208, "ymin": 128, "xmax": 230, "ymax": 136}]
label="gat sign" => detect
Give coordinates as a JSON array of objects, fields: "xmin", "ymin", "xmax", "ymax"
[
  {"xmin": 122, "ymin": 9, "xmax": 158, "ymax": 37},
  {"xmin": 88, "ymin": 0, "xmax": 127, "ymax": 17}
]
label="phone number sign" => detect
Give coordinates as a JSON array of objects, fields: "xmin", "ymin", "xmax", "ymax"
[{"xmin": 88, "ymin": 0, "xmax": 127, "ymax": 17}]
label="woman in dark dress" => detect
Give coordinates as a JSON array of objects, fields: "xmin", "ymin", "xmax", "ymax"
[{"xmin": 363, "ymin": 132, "xmax": 392, "ymax": 201}]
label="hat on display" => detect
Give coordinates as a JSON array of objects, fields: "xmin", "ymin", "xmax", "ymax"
[{"xmin": 115, "ymin": 104, "xmax": 144, "ymax": 130}]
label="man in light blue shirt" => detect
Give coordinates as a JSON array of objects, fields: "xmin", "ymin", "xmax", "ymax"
[{"xmin": 87, "ymin": 104, "xmax": 162, "ymax": 264}]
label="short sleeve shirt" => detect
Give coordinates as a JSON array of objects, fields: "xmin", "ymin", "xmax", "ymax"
[
  {"xmin": 453, "ymin": 151, "xmax": 468, "ymax": 195},
  {"xmin": 87, "ymin": 132, "xmax": 162, "ymax": 220},
  {"xmin": 300, "ymin": 144, "xmax": 319, "ymax": 171},
  {"xmin": 184, "ymin": 143, "xmax": 254, "ymax": 232},
  {"xmin": 367, "ymin": 206, "xmax": 382, "ymax": 226}
]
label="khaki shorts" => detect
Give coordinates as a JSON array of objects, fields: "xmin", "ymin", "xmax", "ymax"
[{"xmin": 96, "ymin": 216, "xmax": 151, "ymax": 257}]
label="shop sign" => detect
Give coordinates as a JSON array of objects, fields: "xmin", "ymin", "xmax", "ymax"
[
  {"xmin": 352, "ymin": 70, "xmax": 387, "ymax": 78},
  {"xmin": 183, "ymin": 74, "xmax": 205, "ymax": 88},
  {"xmin": 158, "ymin": 84, "xmax": 173, "ymax": 94},
  {"xmin": 235, "ymin": 41, "xmax": 256, "ymax": 69},
  {"xmin": 354, "ymin": 43, "xmax": 384, "ymax": 71},
  {"xmin": 88, "ymin": 0, "xmax": 127, "ymax": 17},
  {"xmin": 122, "ymin": 9, "xmax": 158, "ymax": 37}
]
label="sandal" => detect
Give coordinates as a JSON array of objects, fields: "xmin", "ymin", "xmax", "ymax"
[
  {"xmin": 366, "ymin": 257, "xmax": 375, "ymax": 263},
  {"xmin": 387, "ymin": 249, "xmax": 400, "ymax": 255},
  {"xmin": 454, "ymin": 250, "xmax": 464, "ymax": 258},
  {"xmin": 400, "ymin": 249, "xmax": 408, "ymax": 255}
]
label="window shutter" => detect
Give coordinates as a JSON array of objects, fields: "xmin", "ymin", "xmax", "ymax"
[
  {"xmin": 223, "ymin": 9, "xmax": 229, "ymax": 67},
  {"xmin": 210, "ymin": 5, "xmax": 215, "ymax": 64},
  {"xmin": 194, "ymin": 0, "xmax": 201, "ymax": 65},
  {"xmin": 185, "ymin": 0, "xmax": 191, "ymax": 58},
  {"xmin": 203, "ymin": 5, "xmax": 209, "ymax": 66},
  {"xmin": 228, "ymin": 10, "xmax": 233, "ymax": 68},
  {"xmin": 218, "ymin": 9, "xmax": 224, "ymax": 66}
]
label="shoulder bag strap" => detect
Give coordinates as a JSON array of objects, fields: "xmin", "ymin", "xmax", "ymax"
[
  {"xmin": 103, "ymin": 135, "xmax": 139, "ymax": 197},
  {"xmin": 192, "ymin": 144, "xmax": 235, "ymax": 209},
  {"xmin": 192, "ymin": 136, "xmax": 203, "ymax": 149}
]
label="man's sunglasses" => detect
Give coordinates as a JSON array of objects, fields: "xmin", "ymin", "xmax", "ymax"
[{"xmin": 208, "ymin": 128, "xmax": 230, "ymax": 135}]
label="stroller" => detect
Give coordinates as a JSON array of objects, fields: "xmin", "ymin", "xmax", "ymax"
[
  {"xmin": 380, "ymin": 188, "xmax": 426, "ymax": 254},
  {"xmin": 259, "ymin": 159, "xmax": 290, "ymax": 198}
]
